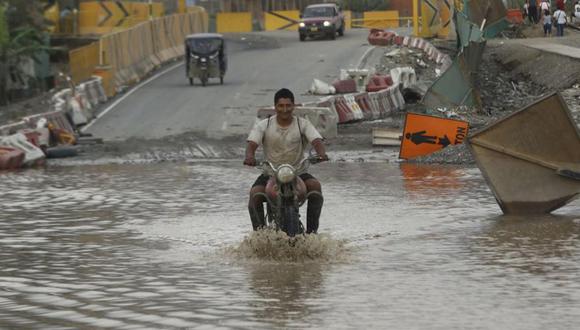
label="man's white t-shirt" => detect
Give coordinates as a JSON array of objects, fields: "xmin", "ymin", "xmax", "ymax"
[
  {"xmin": 540, "ymin": 1, "xmax": 550, "ymax": 11},
  {"xmin": 247, "ymin": 115, "xmax": 322, "ymax": 168},
  {"xmin": 554, "ymin": 9, "xmax": 567, "ymax": 24}
]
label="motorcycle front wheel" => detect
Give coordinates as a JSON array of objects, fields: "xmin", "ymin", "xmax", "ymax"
[{"xmin": 282, "ymin": 205, "xmax": 303, "ymax": 237}]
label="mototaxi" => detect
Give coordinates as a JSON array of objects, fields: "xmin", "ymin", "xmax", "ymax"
[{"xmin": 184, "ymin": 33, "xmax": 227, "ymax": 86}]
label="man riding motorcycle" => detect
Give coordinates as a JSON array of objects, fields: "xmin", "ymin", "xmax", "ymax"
[{"xmin": 244, "ymin": 88, "xmax": 329, "ymax": 234}]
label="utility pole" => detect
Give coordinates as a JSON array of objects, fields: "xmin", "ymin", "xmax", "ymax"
[
  {"xmin": 413, "ymin": 0, "xmax": 419, "ymax": 37},
  {"xmin": 149, "ymin": 0, "xmax": 153, "ymax": 20}
]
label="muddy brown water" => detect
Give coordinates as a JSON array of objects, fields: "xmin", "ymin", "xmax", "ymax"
[{"xmin": 1, "ymin": 161, "xmax": 579, "ymax": 329}]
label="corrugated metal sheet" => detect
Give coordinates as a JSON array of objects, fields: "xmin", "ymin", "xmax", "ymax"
[
  {"xmin": 468, "ymin": 93, "xmax": 580, "ymax": 214},
  {"xmin": 422, "ymin": 55, "xmax": 481, "ymax": 109}
]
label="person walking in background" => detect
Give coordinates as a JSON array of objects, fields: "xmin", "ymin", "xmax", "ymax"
[
  {"xmin": 529, "ymin": 0, "xmax": 539, "ymax": 23},
  {"xmin": 574, "ymin": 0, "xmax": 580, "ymax": 23},
  {"xmin": 540, "ymin": 0, "xmax": 551, "ymax": 20},
  {"xmin": 553, "ymin": 6, "xmax": 568, "ymax": 36},
  {"xmin": 543, "ymin": 9, "xmax": 553, "ymax": 36}
]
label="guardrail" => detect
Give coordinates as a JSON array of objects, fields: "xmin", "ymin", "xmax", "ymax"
[{"xmin": 68, "ymin": 10, "xmax": 208, "ymax": 98}]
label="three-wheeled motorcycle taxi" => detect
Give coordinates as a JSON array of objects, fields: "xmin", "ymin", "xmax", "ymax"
[{"xmin": 185, "ymin": 33, "xmax": 227, "ymax": 86}]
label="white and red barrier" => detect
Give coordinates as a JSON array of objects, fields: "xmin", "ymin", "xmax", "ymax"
[
  {"xmin": 367, "ymin": 92, "xmax": 384, "ymax": 119},
  {"xmin": 0, "ymin": 146, "xmax": 25, "ymax": 170},
  {"xmin": 367, "ymin": 29, "xmax": 452, "ymax": 69},
  {"xmin": 0, "ymin": 133, "xmax": 45, "ymax": 166},
  {"xmin": 354, "ymin": 93, "xmax": 374, "ymax": 120},
  {"xmin": 23, "ymin": 110, "xmax": 75, "ymax": 134}
]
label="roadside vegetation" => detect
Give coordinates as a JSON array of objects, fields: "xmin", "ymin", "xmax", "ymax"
[{"xmin": 0, "ymin": 0, "xmax": 54, "ymax": 106}]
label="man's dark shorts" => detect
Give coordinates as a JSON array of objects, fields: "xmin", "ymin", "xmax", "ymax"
[{"xmin": 252, "ymin": 173, "xmax": 316, "ymax": 187}]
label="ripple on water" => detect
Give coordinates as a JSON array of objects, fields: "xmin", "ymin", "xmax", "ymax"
[{"xmin": 225, "ymin": 229, "xmax": 352, "ymax": 262}]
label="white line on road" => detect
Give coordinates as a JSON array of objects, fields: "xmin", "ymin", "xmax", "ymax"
[
  {"xmin": 81, "ymin": 61, "xmax": 184, "ymax": 132},
  {"xmin": 357, "ymin": 46, "xmax": 376, "ymax": 69}
]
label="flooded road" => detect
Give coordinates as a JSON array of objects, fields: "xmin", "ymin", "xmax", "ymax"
[{"xmin": 1, "ymin": 161, "xmax": 579, "ymax": 329}]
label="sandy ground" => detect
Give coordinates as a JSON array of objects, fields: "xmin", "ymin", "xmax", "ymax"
[{"xmin": 1, "ymin": 25, "xmax": 579, "ymax": 165}]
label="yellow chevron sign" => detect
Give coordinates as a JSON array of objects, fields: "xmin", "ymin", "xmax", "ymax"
[{"xmin": 97, "ymin": 1, "xmax": 130, "ymax": 27}]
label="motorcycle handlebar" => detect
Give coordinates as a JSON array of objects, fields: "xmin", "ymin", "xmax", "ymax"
[{"xmin": 255, "ymin": 155, "xmax": 329, "ymax": 173}]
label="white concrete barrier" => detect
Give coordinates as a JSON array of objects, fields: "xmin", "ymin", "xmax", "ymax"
[
  {"xmin": 256, "ymin": 106, "xmax": 338, "ymax": 139},
  {"xmin": 390, "ymin": 67, "xmax": 417, "ymax": 89}
]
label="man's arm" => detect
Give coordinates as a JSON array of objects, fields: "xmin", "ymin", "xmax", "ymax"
[
  {"xmin": 244, "ymin": 141, "xmax": 259, "ymax": 166},
  {"xmin": 311, "ymin": 138, "xmax": 329, "ymax": 161}
]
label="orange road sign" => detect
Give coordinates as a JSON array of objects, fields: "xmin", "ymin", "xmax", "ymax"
[{"xmin": 399, "ymin": 112, "xmax": 469, "ymax": 159}]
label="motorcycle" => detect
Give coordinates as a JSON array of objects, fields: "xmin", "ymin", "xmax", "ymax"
[{"xmin": 251, "ymin": 156, "xmax": 324, "ymax": 237}]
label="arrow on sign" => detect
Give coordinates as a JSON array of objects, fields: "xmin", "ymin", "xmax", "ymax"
[
  {"xmin": 97, "ymin": 1, "xmax": 130, "ymax": 27},
  {"xmin": 114, "ymin": 1, "xmax": 129, "ymax": 27},
  {"xmin": 423, "ymin": 0, "xmax": 440, "ymax": 28},
  {"xmin": 438, "ymin": 134, "xmax": 451, "ymax": 147},
  {"xmin": 442, "ymin": 0, "xmax": 451, "ymax": 28},
  {"xmin": 406, "ymin": 131, "xmax": 452, "ymax": 147},
  {"xmin": 268, "ymin": 11, "xmax": 299, "ymax": 30},
  {"xmin": 97, "ymin": 0, "xmax": 112, "ymax": 27}
]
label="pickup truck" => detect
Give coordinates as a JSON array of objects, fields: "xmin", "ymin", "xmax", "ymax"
[{"xmin": 298, "ymin": 3, "xmax": 345, "ymax": 41}]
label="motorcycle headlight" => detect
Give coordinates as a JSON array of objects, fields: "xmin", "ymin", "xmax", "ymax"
[
  {"xmin": 276, "ymin": 165, "xmax": 296, "ymax": 184},
  {"xmin": 201, "ymin": 57, "xmax": 207, "ymax": 62},
  {"xmin": 323, "ymin": 21, "xmax": 331, "ymax": 27},
  {"xmin": 299, "ymin": 22, "xmax": 306, "ymax": 27}
]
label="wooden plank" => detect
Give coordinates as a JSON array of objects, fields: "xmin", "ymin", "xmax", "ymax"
[{"xmin": 372, "ymin": 128, "xmax": 402, "ymax": 146}]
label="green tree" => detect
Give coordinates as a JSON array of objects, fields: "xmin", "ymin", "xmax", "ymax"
[{"xmin": 0, "ymin": 0, "xmax": 53, "ymax": 106}]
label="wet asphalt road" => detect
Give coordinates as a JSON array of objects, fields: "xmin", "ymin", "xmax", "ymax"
[{"xmin": 83, "ymin": 29, "xmax": 382, "ymax": 141}]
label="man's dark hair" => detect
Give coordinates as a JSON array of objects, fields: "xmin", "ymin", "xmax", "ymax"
[{"xmin": 274, "ymin": 88, "xmax": 294, "ymax": 105}]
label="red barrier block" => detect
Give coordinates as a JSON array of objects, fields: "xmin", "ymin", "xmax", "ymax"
[
  {"xmin": 366, "ymin": 75, "xmax": 393, "ymax": 92},
  {"xmin": 394, "ymin": 35, "xmax": 404, "ymax": 46},
  {"xmin": 382, "ymin": 31, "xmax": 396, "ymax": 45},
  {"xmin": 333, "ymin": 79, "xmax": 358, "ymax": 94},
  {"xmin": 367, "ymin": 28, "xmax": 384, "ymax": 45}
]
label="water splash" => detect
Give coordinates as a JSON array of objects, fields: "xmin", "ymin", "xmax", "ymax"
[{"xmin": 226, "ymin": 229, "xmax": 352, "ymax": 262}]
